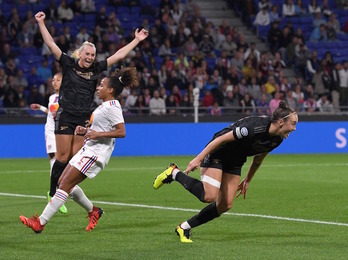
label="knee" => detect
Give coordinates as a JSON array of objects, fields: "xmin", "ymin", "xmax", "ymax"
[
  {"xmin": 203, "ymin": 191, "xmax": 219, "ymax": 203},
  {"xmin": 217, "ymin": 201, "xmax": 233, "ymax": 214}
]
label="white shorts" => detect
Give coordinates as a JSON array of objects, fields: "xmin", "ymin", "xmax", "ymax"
[
  {"xmin": 45, "ymin": 132, "xmax": 56, "ymax": 154},
  {"xmin": 69, "ymin": 148, "xmax": 104, "ymax": 179}
]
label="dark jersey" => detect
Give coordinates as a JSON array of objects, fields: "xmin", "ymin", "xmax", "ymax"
[
  {"xmin": 207, "ymin": 116, "xmax": 283, "ymax": 167},
  {"xmin": 58, "ymin": 53, "xmax": 107, "ymax": 116}
]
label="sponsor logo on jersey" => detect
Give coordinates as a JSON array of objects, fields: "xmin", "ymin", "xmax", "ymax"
[
  {"xmin": 60, "ymin": 126, "xmax": 68, "ymax": 131},
  {"xmin": 241, "ymin": 127, "xmax": 248, "ymax": 137}
]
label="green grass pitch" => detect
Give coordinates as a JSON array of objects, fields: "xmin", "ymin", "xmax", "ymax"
[{"xmin": 1, "ymin": 154, "xmax": 348, "ymax": 259}]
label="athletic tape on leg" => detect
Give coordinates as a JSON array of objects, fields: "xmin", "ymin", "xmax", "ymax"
[{"xmin": 201, "ymin": 175, "xmax": 221, "ymax": 188}]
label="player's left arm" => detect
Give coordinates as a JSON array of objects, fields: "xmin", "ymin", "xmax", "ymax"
[
  {"xmin": 85, "ymin": 123, "xmax": 125, "ymax": 140},
  {"xmin": 236, "ymin": 152, "xmax": 268, "ymax": 199},
  {"xmin": 106, "ymin": 28, "xmax": 148, "ymax": 68}
]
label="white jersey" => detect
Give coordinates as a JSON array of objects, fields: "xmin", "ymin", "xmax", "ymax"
[
  {"xmin": 45, "ymin": 93, "xmax": 59, "ymax": 154},
  {"xmin": 45, "ymin": 93, "xmax": 59, "ymax": 134},
  {"xmin": 83, "ymin": 99, "xmax": 124, "ymax": 167}
]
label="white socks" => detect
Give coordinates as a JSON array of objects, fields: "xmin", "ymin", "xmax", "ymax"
[
  {"xmin": 180, "ymin": 221, "xmax": 191, "ymax": 230},
  {"xmin": 172, "ymin": 168, "xmax": 180, "ymax": 180},
  {"xmin": 69, "ymin": 185, "xmax": 93, "ymax": 213},
  {"xmin": 39, "ymin": 189, "xmax": 68, "ymax": 225}
]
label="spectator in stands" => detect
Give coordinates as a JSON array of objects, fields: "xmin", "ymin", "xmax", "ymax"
[
  {"xmin": 313, "ymin": 65, "xmax": 328, "ymax": 99},
  {"xmin": 269, "ymin": 91, "xmax": 282, "ymax": 113},
  {"xmin": 56, "ymin": 34, "xmax": 70, "ymax": 53},
  {"xmin": 223, "ymin": 89, "xmax": 240, "ymax": 111},
  {"xmin": 7, "ymin": 10, "xmax": 22, "ymax": 45},
  {"xmin": 317, "ymin": 93, "xmax": 334, "ymax": 112},
  {"xmin": 95, "ymin": 6, "xmax": 108, "ymax": 29},
  {"xmin": 241, "ymin": 93, "xmax": 256, "ymax": 115},
  {"xmin": 184, "ymin": 36, "xmax": 198, "ymax": 57},
  {"xmin": 70, "ymin": 0, "xmax": 83, "ymax": 17},
  {"xmin": 267, "ymin": 21, "xmax": 282, "ymax": 54},
  {"xmin": 320, "ymin": 0, "xmax": 332, "ymax": 18},
  {"xmin": 285, "ymin": 89, "xmax": 298, "ymax": 111},
  {"xmin": 149, "ymin": 89, "xmax": 166, "ymax": 116},
  {"xmin": 269, "ymin": 5, "xmax": 280, "ymax": 23},
  {"xmin": 278, "ymin": 26, "xmax": 292, "ymax": 63},
  {"xmin": 326, "ymin": 21, "xmax": 337, "ymax": 41},
  {"xmin": 253, "ymin": 7, "xmax": 270, "ymax": 26},
  {"xmin": 303, "ymin": 94, "xmax": 318, "ymax": 112},
  {"xmin": 312, "ymin": 11, "xmax": 327, "ymax": 28},
  {"xmin": 198, "ymin": 34, "xmax": 215, "ymax": 58},
  {"xmin": 337, "ymin": 0, "xmax": 348, "ymax": 8},
  {"xmin": 210, "ymin": 101, "xmax": 222, "ymax": 116},
  {"xmin": 37, "ymin": 59, "xmax": 53, "ymax": 84},
  {"xmin": 0, "ymin": 43, "xmax": 15, "ymax": 65},
  {"xmin": 27, "ymin": 85, "xmax": 45, "ymax": 107},
  {"xmin": 57, "ymin": 0, "xmax": 74, "ymax": 23},
  {"xmin": 220, "ymin": 34, "xmax": 237, "ymax": 58},
  {"xmin": 76, "ymin": 27, "xmax": 90, "ymax": 43},
  {"xmin": 265, "ymin": 75, "xmax": 277, "ymax": 95},
  {"xmin": 202, "ymin": 89, "xmax": 214, "ymax": 108},
  {"xmin": 306, "ymin": 50, "xmax": 320, "ymax": 81},
  {"xmin": 259, "ymin": 0, "xmax": 272, "ymax": 10},
  {"xmin": 271, "ymin": 52, "xmax": 286, "ymax": 77},
  {"xmin": 244, "ymin": 42, "xmax": 260, "ymax": 63},
  {"xmin": 308, "ymin": 0, "xmax": 321, "ymax": 14},
  {"xmin": 16, "ymin": 23, "xmax": 34, "ymax": 48},
  {"xmin": 230, "ymin": 50, "xmax": 243, "ymax": 74},
  {"xmin": 81, "ymin": 0, "xmax": 96, "ymax": 13},
  {"xmin": 14, "ymin": 70, "xmax": 29, "ymax": 89},
  {"xmin": 44, "ymin": 0, "xmax": 59, "ymax": 22},
  {"xmin": 339, "ymin": 61, "xmax": 348, "ymax": 109},
  {"xmin": 258, "ymin": 52, "xmax": 270, "ymax": 78},
  {"xmin": 166, "ymin": 94, "xmax": 179, "ymax": 115},
  {"xmin": 329, "ymin": 13, "xmax": 342, "ymax": 35},
  {"xmin": 173, "ymin": 26, "xmax": 188, "ymax": 49},
  {"xmin": 294, "ymin": 0, "xmax": 307, "ymax": 16},
  {"xmin": 242, "ymin": 58, "xmax": 255, "ymax": 83},
  {"xmin": 310, "ymin": 24, "xmax": 327, "ymax": 42},
  {"xmin": 331, "ymin": 62, "xmax": 341, "ymax": 112},
  {"xmin": 256, "ymin": 93, "xmax": 271, "ymax": 115},
  {"xmin": 133, "ymin": 94, "xmax": 148, "ymax": 115},
  {"xmin": 282, "ymin": 0, "xmax": 296, "ymax": 17},
  {"xmin": 4, "ymin": 58, "xmax": 18, "ymax": 77}
]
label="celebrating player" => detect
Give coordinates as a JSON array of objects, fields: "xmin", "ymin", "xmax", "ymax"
[
  {"xmin": 153, "ymin": 101, "xmax": 298, "ymax": 243},
  {"xmin": 34, "ymin": 11, "xmax": 148, "ymax": 203},
  {"xmin": 20, "ymin": 67, "xmax": 138, "ymax": 233}
]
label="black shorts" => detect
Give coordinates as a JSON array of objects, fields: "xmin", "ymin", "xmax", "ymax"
[
  {"xmin": 200, "ymin": 154, "xmax": 242, "ymax": 175},
  {"xmin": 55, "ymin": 107, "xmax": 91, "ymax": 135}
]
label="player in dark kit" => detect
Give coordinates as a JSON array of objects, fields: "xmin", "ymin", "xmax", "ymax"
[
  {"xmin": 34, "ymin": 11, "xmax": 148, "ymax": 210},
  {"xmin": 153, "ymin": 101, "xmax": 298, "ymax": 243}
]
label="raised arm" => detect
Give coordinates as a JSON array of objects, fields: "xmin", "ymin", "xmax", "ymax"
[
  {"xmin": 106, "ymin": 28, "xmax": 149, "ymax": 67},
  {"xmin": 185, "ymin": 131, "xmax": 235, "ymax": 174},
  {"xmin": 35, "ymin": 12, "xmax": 62, "ymax": 60}
]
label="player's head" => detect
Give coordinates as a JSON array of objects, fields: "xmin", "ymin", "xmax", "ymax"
[
  {"xmin": 52, "ymin": 72, "xmax": 62, "ymax": 93},
  {"xmin": 75, "ymin": 41, "xmax": 96, "ymax": 69},
  {"xmin": 97, "ymin": 67, "xmax": 138, "ymax": 100},
  {"xmin": 271, "ymin": 101, "xmax": 298, "ymax": 139}
]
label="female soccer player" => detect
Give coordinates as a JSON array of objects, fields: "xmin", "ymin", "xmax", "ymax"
[
  {"xmin": 34, "ymin": 11, "xmax": 148, "ymax": 202},
  {"xmin": 153, "ymin": 101, "xmax": 298, "ymax": 242},
  {"xmin": 20, "ymin": 67, "xmax": 138, "ymax": 233},
  {"xmin": 30, "ymin": 73, "xmax": 67, "ymax": 214}
]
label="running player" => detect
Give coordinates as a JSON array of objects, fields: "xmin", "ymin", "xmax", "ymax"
[
  {"xmin": 30, "ymin": 73, "xmax": 67, "ymax": 214},
  {"xmin": 34, "ymin": 11, "xmax": 148, "ymax": 203},
  {"xmin": 153, "ymin": 101, "xmax": 298, "ymax": 243},
  {"xmin": 20, "ymin": 67, "xmax": 138, "ymax": 233}
]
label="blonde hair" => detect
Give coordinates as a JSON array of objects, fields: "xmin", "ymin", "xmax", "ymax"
[{"xmin": 71, "ymin": 41, "xmax": 96, "ymax": 60}]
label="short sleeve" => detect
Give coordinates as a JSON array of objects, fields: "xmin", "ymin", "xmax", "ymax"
[
  {"xmin": 59, "ymin": 53, "xmax": 73, "ymax": 68},
  {"xmin": 96, "ymin": 60, "xmax": 108, "ymax": 74},
  {"xmin": 108, "ymin": 105, "xmax": 124, "ymax": 126}
]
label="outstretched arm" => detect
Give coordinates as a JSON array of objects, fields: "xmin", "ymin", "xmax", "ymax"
[
  {"xmin": 30, "ymin": 103, "xmax": 48, "ymax": 114},
  {"xmin": 106, "ymin": 28, "xmax": 149, "ymax": 67},
  {"xmin": 236, "ymin": 152, "xmax": 268, "ymax": 199},
  {"xmin": 185, "ymin": 131, "xmax": 235, "ymax": 174},
  {"xmin": 35, "ymin": 11, "xmax": 62, "ymax": 60}
]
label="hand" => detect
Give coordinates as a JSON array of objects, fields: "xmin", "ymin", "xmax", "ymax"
[
  {"xmin": 74, "ymin": 126, "xmax": 87, "ymax": 135},
  {"xmin": 35, "ymin": 11, "xmax": 46, "ymax": 22},
  {"xmin": 135, "ymin": 28, "xmax": 149, "ymax": 42},
  {"xmin": 85, "ymin": 129, "xmax": 99, "ymax": 140},
  {"xmin": 30, "ymin": 104, "xmax": 40, "ymax": 110},
  {"xmin": 184, "ymin": 157, "xmax": 201, "ymax": 174},
  {"xmin": 236, "ymin": 178, "xmax": 250, "ymax": 199}
]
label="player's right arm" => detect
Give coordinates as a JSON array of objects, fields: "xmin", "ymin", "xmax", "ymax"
[
  {"xmin": 35, "ymin": 11, "xmax": 62, "ymax": 60},
  {"xmin": 185, "ymin": 130, "xmax": 235, "ymax": 174}
]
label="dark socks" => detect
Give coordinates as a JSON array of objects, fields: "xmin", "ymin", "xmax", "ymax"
[
  {"xmin": 175, "ymin": 171, "xmax": 205, "ymax": 202},
  {"xmin": 49, "ymin": 160, "xmax": 68, "ymax": 197},
  {"xmin": 187, "ymin": 202, "xmax": 220, "ymax": 229}
]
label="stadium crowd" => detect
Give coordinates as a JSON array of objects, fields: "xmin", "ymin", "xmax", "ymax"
[{"xmin": 0, "ymin": 0, "xmax": 347, "ymax": 116}]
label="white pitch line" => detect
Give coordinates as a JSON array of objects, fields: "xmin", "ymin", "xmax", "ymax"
[
  {"xmin": 1, "ymin": 163, "xmax": 348, "ymax": 174},
  {"xmin": 1, "ymin": 192, "xmax": 348, "ymax": 227}
]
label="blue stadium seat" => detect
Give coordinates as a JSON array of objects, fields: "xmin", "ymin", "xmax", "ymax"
[{"xmin": 20, "ymin": 47, "xmax": 38, "ymax": 56}]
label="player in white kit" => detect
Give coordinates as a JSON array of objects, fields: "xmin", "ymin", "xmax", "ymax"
[
  {"xmin": 30, "ymin": 73, "xmax": 68, "ymax": 214},
  {"xmin": 20, "ymin": 67, "xmax": 138, "ymax": 233}
]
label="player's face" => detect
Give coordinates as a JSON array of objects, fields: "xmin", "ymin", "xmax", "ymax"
[
  {"xmin": 79, "ymin": 45, "xmax": 96, "ymax": 68},
  {"xmin": 97, "ymin": 78, "xmax": 112, "ymax": 101},
  {"xmin": 52, "ymin": 74, "xmax": 62, "ymax": 92},
  {"xmin": 280, "ymin": 114, "xmax": 298, "ymax": 139}
]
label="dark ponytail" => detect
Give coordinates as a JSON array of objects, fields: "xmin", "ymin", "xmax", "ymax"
[
  {"xmin": 271, "ymin": 101, "xmax": 295, "ymax": 122},
  {"xmin": 109, "ymin": 67, "xmax": 138, "ymax": 97}
]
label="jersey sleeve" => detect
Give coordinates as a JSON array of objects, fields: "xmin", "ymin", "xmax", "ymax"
[
  {"xmin": 232, "ymin": 122, "xmax": 255, "ymax": 140},
  {"xmin": 59, "ymin": 53, "xmax": 73, "ymax": 68},
  {"xmin": 96, "ymin": 60, "xmax": 108, "ymax": 74},
  {"xmin": 108, "ymin": 105, "xmax": 125, "ymax": 126}
]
